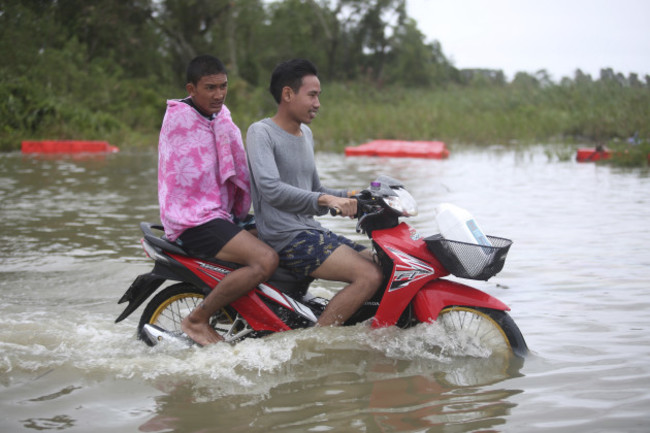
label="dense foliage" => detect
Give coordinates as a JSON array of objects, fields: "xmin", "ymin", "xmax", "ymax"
[{"xmin": 1, "ymin": 0, "xmax": 649, "ymax": 161}]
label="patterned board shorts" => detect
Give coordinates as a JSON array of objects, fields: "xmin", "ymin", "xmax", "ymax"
[{"xmin": 278, "ymin": 230, "xmax": 367, "ymax": 277}]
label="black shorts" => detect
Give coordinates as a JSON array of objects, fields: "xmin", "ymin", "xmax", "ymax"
[{"xmin": 176, "ymin": 218, "xmax": 242, "ymax": 259}]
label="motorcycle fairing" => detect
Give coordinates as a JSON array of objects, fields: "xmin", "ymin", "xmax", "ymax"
[
  {"xmin": 256, "ymin": 284, "xmax": 318, "ymax": 323},
  {"xmin": 372, "ymin": 223, "xmax": 448, "ymax": 270},
  {"xmin": 171, "ymin": 254, "xmax": 317, "ymax": 331},
  {"xmin": 412, "ymin": 279, "xmax": 510, "ymax": 322},
  {"xmin": 370, "ymin": 223, "xmax": 448, "ymax": 328},
  {"xmin": 172, "ymin": 254, "xmax": 233, "ymax": 288},
  {"xmin": 385, "ymin": 246, "xmax": 435, "ymax": 292},
  {"xmin": 230, "ymin": 290, "xmax": 292, "ymax": 332}
]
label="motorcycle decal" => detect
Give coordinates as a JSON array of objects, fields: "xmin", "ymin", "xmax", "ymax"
[
  {"xmin": 408, "ymin": 226, "xmax": 422, "ymax": 241},
  {"xmin": 198, "ymin": 262, "xmax": 231, "ymax": 274},
  {"xmin": 258, "ymin": 284, "xmax": 319, "ymax": 323},
  {"xmin": 386, "ymin": 246, "xmax": 435, "ymax": 292},
  {"xmin": 195, "ymin": 262, "xmax": 231, "ymax": 284}
]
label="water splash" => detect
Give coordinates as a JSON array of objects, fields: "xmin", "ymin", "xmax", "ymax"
[{"xmin": 0, "ymin": 305, "xmax": 512, "ymax": 399}]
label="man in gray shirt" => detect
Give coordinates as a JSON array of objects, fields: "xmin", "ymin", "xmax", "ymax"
[{"xmin": 246, "ymin": 59, "xmax": 382, "ymax": 326}]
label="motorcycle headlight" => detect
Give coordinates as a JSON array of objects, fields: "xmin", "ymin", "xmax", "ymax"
[{"xmin": 384, "ymin": 187, "xmax": 418, "ymax": 216}]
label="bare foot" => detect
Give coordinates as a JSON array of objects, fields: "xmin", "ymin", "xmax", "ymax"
[{"xmin": 181, "ymin": 316, "xmax": 224, "ymax": 346}]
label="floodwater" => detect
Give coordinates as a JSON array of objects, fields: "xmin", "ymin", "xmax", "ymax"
[{"xmin": 1, "ymin": 147, "xmax": 649, "ymax": 432}]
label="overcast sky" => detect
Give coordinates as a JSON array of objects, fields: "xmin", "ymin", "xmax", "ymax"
[{"xmin": 406, "ymin": 0, "xmax": 650, "ymax": 81}]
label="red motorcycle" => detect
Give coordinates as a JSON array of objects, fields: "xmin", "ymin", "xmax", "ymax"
[{"xmin": 116, "ymin": 176, "xmax": 527, "ymax": 358}]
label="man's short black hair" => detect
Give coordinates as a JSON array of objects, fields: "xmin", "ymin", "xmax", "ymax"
[
  {"xmin": 269, "ymin": 59, "xmax": 318, "ymax": 104},
  {"xmin": 186, "ymin": 55, "xmax": 227, "ymax": 85}
]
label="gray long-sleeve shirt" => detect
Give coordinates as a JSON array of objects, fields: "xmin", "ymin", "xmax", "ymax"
[{"xmin": 246, "ymin": 118, "xmax": 347, "ymax": 251}]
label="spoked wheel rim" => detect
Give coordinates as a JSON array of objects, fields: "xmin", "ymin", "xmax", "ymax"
[
  {"xmin": 138, "ymin": 283, "xmax": 254, "ymax": 345},
  {"xmin": 438, "ymin": 307, "xmax": 512, "ymax": 354},
  {"xmin": 146, "ymin": 292, "xmax": 240, "ymax": 338},
  {"xmin": 148, "ymin": 292, "xmax": 204, "ymax": 333}
]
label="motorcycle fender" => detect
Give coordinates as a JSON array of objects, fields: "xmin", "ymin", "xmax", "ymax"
[
  {"xmin": 115, "ymin": 273, "xmax": 165, "ymax": 323},
  {"xmin": 412, "ymin": 279, "xmax": 509, "ymax": 323}
]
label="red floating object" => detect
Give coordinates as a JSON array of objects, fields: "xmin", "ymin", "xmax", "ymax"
[
  {"xmin": 576, "ymin": 147, "xmax": 611, "ymax": 162},
  {"xmin": 21, "ymin": 140, "xmax": 119, "ymax": 154},
  {"xmin": 345, "ymin": 140, "xmax": 449, "ymax": 159}
]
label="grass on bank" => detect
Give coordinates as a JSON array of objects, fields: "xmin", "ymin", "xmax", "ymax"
[
  {"xmin": 3, "ymin": 76, "xmax": 649, "ymax": 166},
  {"xmin": 311, "ymin": 81, "xmax": 648, "ymax": 147},
  {"xmin": 542, "ymin": 140, "xmax": 650, "ymax": 167},
  {"xmin": 603, "ymin": 141, "xmax": 650, "ymax": 167}
]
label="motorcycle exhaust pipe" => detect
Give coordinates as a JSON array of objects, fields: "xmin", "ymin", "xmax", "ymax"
[{"xmin": 142, "ymin": 324, "xmax": 196, "ymax": 347}]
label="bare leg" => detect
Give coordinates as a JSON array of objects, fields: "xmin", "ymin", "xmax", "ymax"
[
  {"xmin": 310, "ymin": 245, "xmax": 383, "ymax": 326},
  {"xmin": 182, "ymin": 230, "xmax": 278, "ymax": 346}
]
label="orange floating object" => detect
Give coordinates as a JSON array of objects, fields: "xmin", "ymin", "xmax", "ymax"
[
  {"xmin": 21, "ymin": 140, "xmax": 119, "ymax": 154},
  {"xmin": 345, "ymin": 140, "xmax": 449, "ymax": 159},
  {"xmin": 576, "ymin": 147, "xmax": 611, "ymax": 162}
]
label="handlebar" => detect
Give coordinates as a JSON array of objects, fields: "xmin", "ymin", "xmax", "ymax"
[
  {"xmin": 328, "ymin": 177, "xmax": 410, "ymax": 234},
  {"xmin": 328, "ymin": 190, "xmax": 381, "ymax": 218},
  {"xmin": 327, "ymin": 188, "xmax": 395, "ymax": 235}
]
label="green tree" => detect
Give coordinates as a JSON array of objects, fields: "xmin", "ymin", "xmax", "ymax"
[
  {"xmin": 152, "ymin": 0, "xmax": 235, "ymax": 83},
  {"xmin": 383, "ymin": 18, "xmax": 454, "ymax": 87},
  {"xmin": 52, "ymin": 0, "xmax": 163, "ymax": 78}
]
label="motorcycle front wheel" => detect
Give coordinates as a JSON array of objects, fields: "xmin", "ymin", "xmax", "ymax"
[
  {"xmin": 437, "ymin": 307, "xmax": 528, "ymax": 359},
  {"xmin": 137, "ymin": 283, "xmax": 251, "ymax": 346}
]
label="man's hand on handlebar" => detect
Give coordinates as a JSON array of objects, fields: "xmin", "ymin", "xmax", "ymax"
[{"xmin": 318, "ymin": 194, "xmax": 357, "ymax": 218}]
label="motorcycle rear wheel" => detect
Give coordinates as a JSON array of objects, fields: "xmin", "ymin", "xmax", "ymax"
[
  {"xmin": 437, "ymin": 307, "xmax": 528, "ymax": 358},
  {"xmin": 137, "ymin": 283, "xmax": 248, "ymax": 346}
]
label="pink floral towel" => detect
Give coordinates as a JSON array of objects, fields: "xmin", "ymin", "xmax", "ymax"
[{"xmin": 158, "ymin": 100, "xmax": 251, "ymax": 241}]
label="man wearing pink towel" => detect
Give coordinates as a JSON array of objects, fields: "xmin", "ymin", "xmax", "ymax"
[{"xmin": 158, "ymin": 55, "xmax": 278, "ymax": 346}]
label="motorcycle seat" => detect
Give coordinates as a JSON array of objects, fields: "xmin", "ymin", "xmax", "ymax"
[{"xmin": 140, "ymin": 222, "xmax": 314, "ymax": 298}]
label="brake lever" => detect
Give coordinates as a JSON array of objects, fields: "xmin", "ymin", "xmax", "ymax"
[{"xmin": 356, "ymin": 207, "xmax": 383, "ymax": 233}]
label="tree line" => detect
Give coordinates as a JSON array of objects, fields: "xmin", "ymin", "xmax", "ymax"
[{"xmin": 1, "ymin": 0, "xmax": 648, "ymax": 152}]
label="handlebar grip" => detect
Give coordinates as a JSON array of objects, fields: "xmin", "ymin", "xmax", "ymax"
[{"xmin": 329, "ymin": 207, "xmax": 342, "ymax": 216}]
